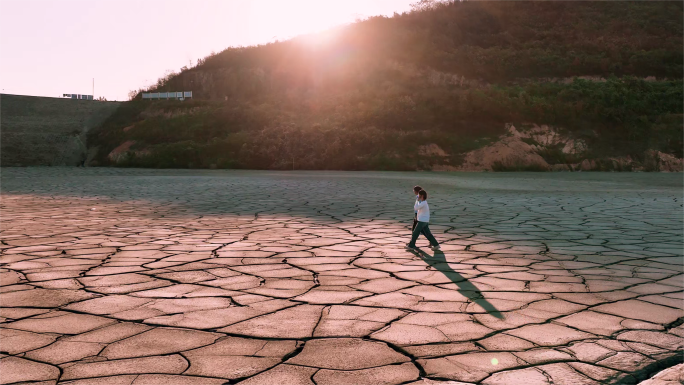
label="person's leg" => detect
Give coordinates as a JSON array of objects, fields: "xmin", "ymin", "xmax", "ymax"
[
  {"xmin": 408, "ymin": 221, "xmax": 426, "ymax": 248},
  {"xmin": 420, "ymin": 224, "xmax": 439, "ymax": 246},
  {"xmin": 412, "ymin": 215, "xmax": 417, "ymax": 231}
]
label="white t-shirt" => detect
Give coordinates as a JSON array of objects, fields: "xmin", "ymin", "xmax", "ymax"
[{"xmin": 414, "ymin": 200, "xmax": 430, "ymax": 222}]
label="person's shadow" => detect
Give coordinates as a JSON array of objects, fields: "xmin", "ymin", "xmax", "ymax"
[{"xmin": 413, "ymin": 248, "xmax": 505, "ymax": 320}]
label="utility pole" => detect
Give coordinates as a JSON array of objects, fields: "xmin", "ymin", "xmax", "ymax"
[{"xmin": 92, "ymin": 78, "xmax": 95, "ymax": 100}]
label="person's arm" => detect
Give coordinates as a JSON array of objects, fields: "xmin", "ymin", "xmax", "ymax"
[{"xmin": 414, "ymin": 200, "xmax": 426, "ymax": 211}]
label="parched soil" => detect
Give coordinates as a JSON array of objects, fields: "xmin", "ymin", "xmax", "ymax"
[{"xmin": 1, "ymin": 168, "xmax": 682, "ymax": 384}]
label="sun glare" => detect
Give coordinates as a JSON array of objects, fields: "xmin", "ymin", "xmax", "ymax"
[
  {"xmin": 299, "ymin": 28, "xmax": 341, "ymax": 49},
  {"xmin": 255, "ymin": 0, "xmax": 354, "ymax": 44}
]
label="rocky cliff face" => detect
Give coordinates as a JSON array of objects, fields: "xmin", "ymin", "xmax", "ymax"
[
  {"xmin": 0, "ymin": 94, "xmax": 120, "ymax": 166},
  {"xmin": 434, "ymin": 124, "xmax": 683, "ymax": 172},
  {"xmin": 643, "ymin": 150, "xmax": 684, "ymax": 172}
]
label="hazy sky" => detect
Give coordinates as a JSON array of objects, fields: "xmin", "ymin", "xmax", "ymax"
[{"xmin": 0, "ymin": 0, "xmax": 414, "ymax": 101}]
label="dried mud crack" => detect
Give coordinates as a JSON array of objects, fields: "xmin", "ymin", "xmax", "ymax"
[{"xmin": 0, "ymin": 168, "xmax": 682, "ymax": 385}]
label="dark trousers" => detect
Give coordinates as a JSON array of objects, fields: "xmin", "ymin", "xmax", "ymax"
[
  {"xmin": 412, "ymin": 213, "xmax": 418, "ymax": 231},
  {"xmin": 408, "ymin": 221, "xmax": 439, "ymax": 248}
]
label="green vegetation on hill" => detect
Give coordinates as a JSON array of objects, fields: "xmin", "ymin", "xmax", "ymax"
[{"xmin": 89, "ymin": 1, "xmax": 683, "ymax": 170}]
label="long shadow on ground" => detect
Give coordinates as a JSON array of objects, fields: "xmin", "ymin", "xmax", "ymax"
[{"xmin": 414, "ymin": 248, "xmax": 505, "ymax": 319}]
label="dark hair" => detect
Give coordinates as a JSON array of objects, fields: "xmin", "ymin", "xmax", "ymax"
[
  {"xmin": 419, "ymin": 190, "xmax": 428, "ymax": 199},
  {"xmin": 413, "ymin": 185, "xmax": 423, "ymax": 193}
]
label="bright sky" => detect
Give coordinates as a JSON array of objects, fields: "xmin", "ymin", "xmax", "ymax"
[{"xmin": 0, "ymin": 0, "xmax": 414, "ymax": 101}]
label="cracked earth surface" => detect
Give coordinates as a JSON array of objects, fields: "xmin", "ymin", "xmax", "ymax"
[{"xmin": 0, "ymin": 168, "xmax": 682, "ymax": 385}]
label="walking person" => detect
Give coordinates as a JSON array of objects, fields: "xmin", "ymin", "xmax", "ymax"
[
  {"xmin": 406, "ymin": 189, "xmax": 440, "ymax": 250},
  {"xmin": 412, "ymin": 185, "xmax": 422, "ymax": 231}
]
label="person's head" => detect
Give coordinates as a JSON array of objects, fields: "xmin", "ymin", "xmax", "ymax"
[
  {"xmin": 413, "ymin": 185, "xmax": 422, "ymax": 195},
  {"xmin": 419, "ymin": 190, "xmax": 428, "ymax": 201}
]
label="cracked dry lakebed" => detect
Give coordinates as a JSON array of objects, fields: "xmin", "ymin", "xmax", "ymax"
[{"xmin": 0, "ymin": 168, "xmax": 682, "ymax": 385}]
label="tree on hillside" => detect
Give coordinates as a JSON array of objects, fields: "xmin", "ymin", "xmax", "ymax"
[{"xmin": 410, "ymin": 0, "xmax": 452, "ymax": 12}]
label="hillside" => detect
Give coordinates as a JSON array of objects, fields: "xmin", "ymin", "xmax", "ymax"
[{"xmin": 88, "ymin": 1, "xmax": 683, "ymax": 171}]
